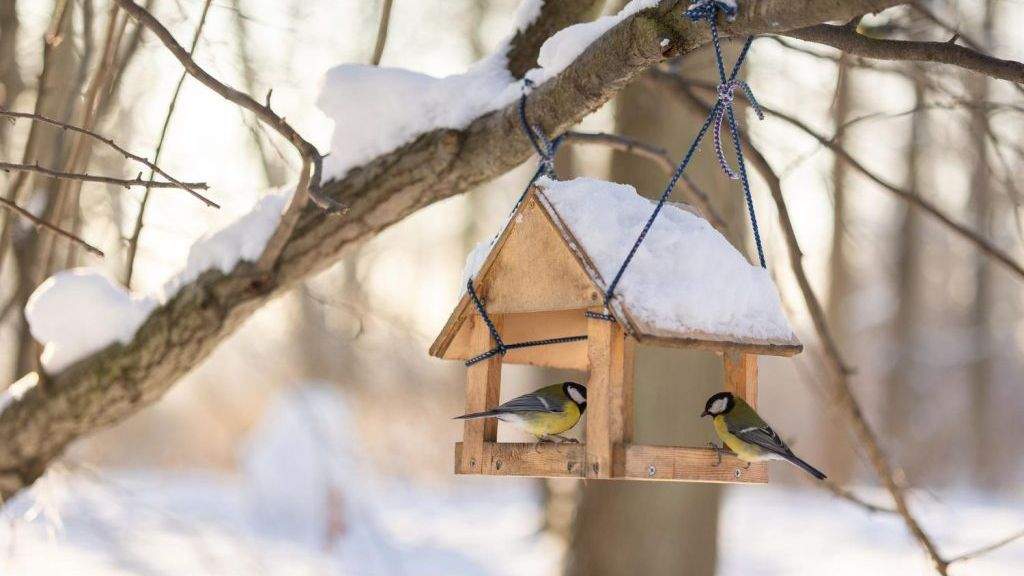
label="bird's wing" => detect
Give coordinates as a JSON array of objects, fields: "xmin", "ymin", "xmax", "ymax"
[
  {"xmin": 496, "ymin": 392, "xmax": 563, "ymax": 413},
  {"xmin": 728, "ymin": 421, "xmax": 792, "ymax": 457}
]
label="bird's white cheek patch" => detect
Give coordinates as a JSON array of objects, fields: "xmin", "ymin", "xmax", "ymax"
[
  {"xmin": 567, "ymin": 387, "xmax": 585, "ymax": 404},
  {"xmin": 711, "ymin": 398, "xmax": 728, "ymax": 414}
]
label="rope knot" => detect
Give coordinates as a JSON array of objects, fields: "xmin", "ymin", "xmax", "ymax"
[
  {"xmin": 712, "ymin": 79, "xmax": 764, "ymax": 180},
  {"xmin": 684, "ymin": 0, "xmax": 739, "ymax": 22},
  {"xmin": 519, "ymin": 80, "xmax": 561, "ymax": 178}
]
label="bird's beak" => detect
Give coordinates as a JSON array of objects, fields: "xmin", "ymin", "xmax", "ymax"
[{"xmin": 700, "ymin": 410, "xmax": 710, "ymax": 418}]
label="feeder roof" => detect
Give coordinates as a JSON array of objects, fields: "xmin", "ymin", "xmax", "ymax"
[{"xmin": 430, "ymin": 177, "xmax": 801, "ymax": 367}]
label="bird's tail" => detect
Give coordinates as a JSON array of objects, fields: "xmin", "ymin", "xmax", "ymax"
[
  {"xmin": 783, "ymin": 453, "xmax": 827, "ymax": 480},
  {"xmin": 453, "ymin": 410, "xmax": 500, "ymax": 421}
]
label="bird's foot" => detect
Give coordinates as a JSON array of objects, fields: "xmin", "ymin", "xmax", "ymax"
[
  {"xmin": 741, "ymin": 461, "xmax": 751, "ymax": 470},
  {"xmin": 707, "ymin": 442, "xmax": 725, "ymax": 466},
  {"xmin": 552, "ymin": 434, "xmax": 579, "ymax": 444}
]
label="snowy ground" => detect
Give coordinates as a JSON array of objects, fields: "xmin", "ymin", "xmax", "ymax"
[
  {"xmin": 3, "ymin": 386, "xmax": 1021, "ymax": 575},
  {"xmin": 4, "ymin": 471, "xmax": 1022, "ymax": 576}
]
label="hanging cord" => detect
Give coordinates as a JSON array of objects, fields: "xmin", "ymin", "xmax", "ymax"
[
  {"xmin": 462, "ymin": 85, "xmax": 582, "ymax": 367},
  {"xmin": 464, "ymin": 280, "xmax": 586, "ymax": 366},
  {"xmin": 510, "ymin": 78, "xmax": 564, "ymax": 216},
  {"xmin": 603, "ymin": 1, "xmax": 766, "ymax": 308}
]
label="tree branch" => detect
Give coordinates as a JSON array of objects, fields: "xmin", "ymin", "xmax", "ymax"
[
  {"xmin": 126, "ymin": 0, "xmax": 215, "ymax": 287},
  {"xmin": 0, "ymin": 109, "xmax": 218, "ymax": 207},
  {"xmin": 785, "ymin": 23, "xmax": 1024, "ymax": 85},
  {"xmin": 654, "ymin": 71, "xmax": 1024, "ymax": 282},
  {"xmin": 111, "ymin": 0, "xmax": 344, "ymax": 275},
  {"xmin": 0, "ymin": 0, "xmax": 907, "ymax": 502},
  {"xmin": 0, "ymin": 161, "xmax": 207, "ymax": 190},
  {"xmin": 0, "ymin": 196, "xmax": 104, "ymax": 257}
]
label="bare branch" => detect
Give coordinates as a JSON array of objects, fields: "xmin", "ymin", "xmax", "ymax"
[
  {"xmin": 561, "ymin": 130, "xmax": 728, "ymax": 232},
  {"xmin": 0, "ymin": 109, "xmax": 218, "ymax": 207},
  {"xmin": 125, "ymin": 0, "xmax": 215, "ymax": 287},
  {"xmin": 112, "ymin": 0, "xmax": 345, "ymax": 274},
  {"xmin": 371, "ymin": 0, "xmax": 394, "ymax": 66},
  {"xmin": 947, "ymin": 528, "xmax": 1024, "ymax": 565},
  {"xmin": 0, "ymin": 161, "xmax": 206, "ymax": 190},
  {"xmin": 660, "ymin": 74, "xmax": 1024, "ymax": 283},
  {"xmin": 0, "ymin": 196, "xmax": 104, "ymax": 257},
  {"xmin": 785, "ymin": 24, "xmax": 1024, "ymax": 85},
  {"xmin": 821, "ymin": 480, "xmax": 897, "ymax": 514}
]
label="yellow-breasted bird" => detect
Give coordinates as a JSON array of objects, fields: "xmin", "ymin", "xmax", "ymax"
[
  {"xmin": 454, "ymin": 382, "xmax": 586, "ymax": 442},
  {"xmin": 701, "ymin": 391, "xmax": 826, "ymax": 480}
]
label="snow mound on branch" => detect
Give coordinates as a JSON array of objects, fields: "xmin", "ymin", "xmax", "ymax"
[
  {"xmin": 317, "ymin": 0, "xmax": 660, "ymax": 178},
  {"xmin": 24, "ymin": 188, "xmax": 294, "ymax": 374},
  {"xmin": 162, "ymin": 188, "xmax": 293, "ymax": 296},
  {"xmin": 537, "ymin": 177, "xmax": 795, "ymax": 342},
  {"xmin": 25, "ymin": 269, "xmax": 158, "ymax": 372}
]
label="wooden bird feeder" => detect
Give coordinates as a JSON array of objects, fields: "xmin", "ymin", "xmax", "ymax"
[{"xmin": 430, "ymin": 178, "xmax": 802, "ymax": 483}]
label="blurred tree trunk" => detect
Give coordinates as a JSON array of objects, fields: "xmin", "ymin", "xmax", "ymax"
[
  {"xmin": 0, "ymin": 0, "xmax": 24, "ymax": 148},
  {"xmin": 967, "ymin": 0, "xmax": 995, "ymax": 488},
  {"xmin": 823, "ymin": 55, "xmax": 856, "ymax": 482},
  {"xmin": 886, "ymin": 76, "xmax": 925, "ymax": 462},
  {"xmin": 565, "ymin": 45, "xmax": 747, "ymax": 576}
]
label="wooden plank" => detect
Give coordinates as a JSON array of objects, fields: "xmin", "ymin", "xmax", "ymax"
[
  {"xmin": 586, "ymin": 307, "xmax": 631, "ymax": 478},
  {"xmin": 460, "ymin": 314, "xmax": 503, "ymax": 474},
  {"xmin": 723, "ymin": 351, "xmax": 758, "ymax": 408},
  {"xmin": 638, "ymin": 333, "xmax": 802, "ymax": 357},
  {"xmin": 453, "ymin": 443, "xmax": 766, "ymax": 483},
  {"xmin": 454, "ymin": 442, "xmax": 584, "ymax": 477},
  {"xmin": 484, "ymin": 196, "xmax": 603, "ymax": 314},
  {"xmin": 624, "ymin": 445, "xmax": 768, "ymax": 483}
]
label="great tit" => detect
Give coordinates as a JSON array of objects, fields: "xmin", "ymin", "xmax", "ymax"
[
  {"xmin": 454, "ymin": 382, "xmax": 587, "ymax": 442},
  {"xmin": 701, "ymin": 391, "xmax": 827, "ymax": 480}
]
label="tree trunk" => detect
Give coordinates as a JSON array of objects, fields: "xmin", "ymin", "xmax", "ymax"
[
  {"xmin": 966, "ymin": 0, "xmax": 996, "ymax": 488},
  {"xmin": 886, "ymin": 76, "xmax": 925, "ymax": 465},
  {"xmin": 565, "ymin": 44, "xmax": 748, "ymax": 575}
]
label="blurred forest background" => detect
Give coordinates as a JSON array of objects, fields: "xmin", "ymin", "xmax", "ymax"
[{"xmin": 0, "ymin": 0, "xmax": 1022, "ymax": 574}]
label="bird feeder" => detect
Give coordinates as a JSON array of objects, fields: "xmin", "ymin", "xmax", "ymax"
[{"xmin": 430, "ymin": 178, "xmax": 801, "ymax": 483}]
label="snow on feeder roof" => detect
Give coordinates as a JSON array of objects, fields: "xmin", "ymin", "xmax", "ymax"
[{"xmin": 430, "ymin": 177, "xmax": 800, "ymax": 371}]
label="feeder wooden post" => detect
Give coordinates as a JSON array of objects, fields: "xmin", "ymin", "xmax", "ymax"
[
  {"xmin": 723, "ymin": 350, "xmax": 758, "ymax": 408},
  {"xmin": 586, "ymin": 307, "xmax": 635, "ymax": 478},
  {"xmin": 460, "ymin": 314, "xmax": 503, "ymax": 474}
]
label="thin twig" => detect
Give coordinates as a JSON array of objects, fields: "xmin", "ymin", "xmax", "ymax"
[
  {"xmin": 821, "ymin": 480, "xmax": 896, "ymax": 514},
  {"xmin": 0, "ymin": 162, "xmax": 207, "ymax": 190},
  {"xmin": 560, "ymin": 130, "xmax": 728, "ymax": 233},
  {"xmin": 0, "ymin": 109, "xmax": 217, "ymax": 207},
  {"xmin": 946, "ymin": 528, "xmax": 1024, "ymax": 565},
  {"xmin": 125, "ymin": 0, "xmax": 214, "ymax": 287},
  {"xmin": 0, "ymin": 196, "xmax": 103, "ymax": 257},
  {"xmin": 371, "ymin": 0, "xmax": 394, "ymax": 66},
  {"xmin": 113, "ymin": 0, "xmax": 345, "ymax": 275}
]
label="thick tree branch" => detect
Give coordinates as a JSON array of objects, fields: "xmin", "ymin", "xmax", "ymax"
[
  {"xmin": 786, "ymin": 23, "xmax": 1024, "ymax": 85},
  {"xmin": 0, "ymin": 0, "xmax": 906, "ymax": 502}
]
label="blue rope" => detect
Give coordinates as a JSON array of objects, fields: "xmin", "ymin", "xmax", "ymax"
[
  {"xmin": 509, "ymin": 79, "xmax": 563, "ymax": 216},
  {"xmin": 462, "ymin": 81, "xmax": 583, "ymax": 368},
  {"xmin": 604, "ymin": 0, "xmax": 766, "ymax": 306}
]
